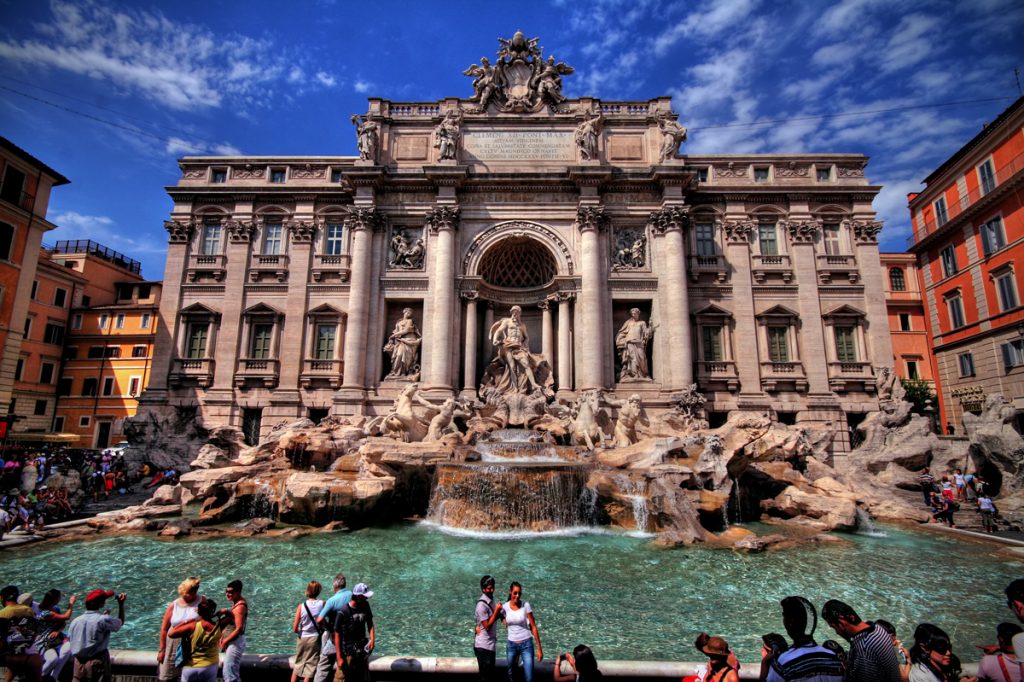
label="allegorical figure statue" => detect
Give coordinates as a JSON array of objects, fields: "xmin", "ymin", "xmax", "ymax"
[
  {"xmin": 433, "ymin": 109, "xmax": 462, "ymax": 161},
  {"xmin": 351, "ymin": 114, "xmax": 379, "ymax": 162},
  {"xmin": 658, "ymin": 114, "xmax": 687, "ymax": 161},
  {"xmin": 489, "ymin": 306, "xmax": 542, "ymax": 394},
  {"xmin": 384, "ymin": 308, "xmax": 421, "ymax": 379},
  {"xmin": 616, "ymin": 308, "xmax": 656, "ymax": 381},
  {"xmin": 605, "ymin": 393, "xmax": 648, "ymax": 447},
  {"xmin": 574, "ymin": 111, "xmax": 601, "ymax": 160},
  {"xmin": 389, "ymin": 230, "xmax": 425, "ymax": 269},
  {"xmin": 462, "ymin": 57, "xmax": 499, "ymax": 110}
]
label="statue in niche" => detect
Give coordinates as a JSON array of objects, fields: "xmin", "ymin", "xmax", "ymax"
[
  {"xmin": 389, "ymin": 230, "xmax": 425, "ymax": 269},
  {"xmin": 604, "ymin": 393, "xmax": 648, "ymax": 447},
  {"xmin": 488, "ymin": 306, "xmax": 548, "ymax": 395},
  {"xmin": 365, "ymin": 382, "xmax": 436, "ymax": 442},
  {"xmin": 616, "ymin": 308, "xmax": 656, "ymax": 381},
  {"xmin": 463, "ymin": 57, "xmax": 500, "ymax": 110},
  {"xmin": 383, "ymin": 308, "xmax": 422, "ymax": 380},
  {"xmin": 433, "ymin": 109, "xmax": 463, "ymax": 161},
  {"xmin": 351, "ymin": 115, "xmax": 379, "ymax": 162},
  {"xmin": 574, "ymin": 111, "xmax": 601, "ymax": 160},
  {"xmin": 612, "ymin": 229, "xmax": 646, "ymax": 270},
  {"xmin": 657, "ymin": 113, "xmax": 687, "ymax": 161}
]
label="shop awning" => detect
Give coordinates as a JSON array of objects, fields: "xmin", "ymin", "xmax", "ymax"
[{"xmin": 6, "ymin": 432, "xmax": 81, "ymax": 443}]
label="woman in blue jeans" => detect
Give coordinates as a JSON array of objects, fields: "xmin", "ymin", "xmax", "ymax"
[{"xmin": 500, "ymin": 582, "xmax": 543, "ymax": 682}]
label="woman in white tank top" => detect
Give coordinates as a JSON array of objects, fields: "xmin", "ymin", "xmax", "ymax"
[
  {"xmin": 500, "ymin": 581, "xmax": 543, "ymax": 682},
  {"xmin": 157, "ymin": 576, "xmax": 203, "ymax": 682}
]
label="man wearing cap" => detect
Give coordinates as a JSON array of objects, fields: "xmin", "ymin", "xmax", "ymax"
[
  {"xmin": 763, "ymin": 596, "xmax": 845, "ymax": 682},
  {"xmin": 333, "ymin": 583, "xmax": 375, "ymax": 682},
  {"xmin": 67, "ymin": 589, "xmax": 126, "ymax": 682},
  {"xmin": 313, "ymin": 573, "xmax": 352, "ymax": 682},
  {"xmin": 822, "ymin": 599, "xmax": 900, "ymax": 682}
]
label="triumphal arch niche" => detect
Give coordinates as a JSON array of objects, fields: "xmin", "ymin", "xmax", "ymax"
[{"xmin": 152, "ymin": 31, "xmax": 891, "ymax": 451}]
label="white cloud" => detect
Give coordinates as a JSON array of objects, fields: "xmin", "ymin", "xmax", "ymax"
[
  {"xmin": 880, "ymin": 13, "xmax": 943, "ymax": 73},
  {"xmin": 353, "ymin": 79, "xmax": 371, "ymax": 93},
  {"xmin": 315, "ymin": 71, "xmax": 337, "ymax": 87},
  {"xmin": 165, "ymin": 137, "xmax": 241, "ymax": 156},
  {"xmin": 53, "ymin": 211, "xmax": 114, "ymax": 231},
  {"xmin": 654, "ymin": 0, "xmax": 761, "ymax": 55},
  {"xmin": 50, "ymin": 210, "xmax": 166, "ymax": 258},
  {"xmin": 872, "ymin": 177, "xmax": 923, "ymax": 243}
]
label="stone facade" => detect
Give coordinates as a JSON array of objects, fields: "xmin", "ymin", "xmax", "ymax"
[{"xmin": 142, "ymin": 36, "xmax": 891, "ymax": 456}]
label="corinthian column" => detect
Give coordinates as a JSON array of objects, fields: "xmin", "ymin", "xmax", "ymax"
[
  {"xmin": 341, "ymin": 208, "xmax": 381, "ymax": 390},
  {"xmin": 557, "ymin": 293, "xmax": 573, "ymax": 393},
  {"xmin": 649, "ymin": 206, "xmax": 693, "ymax": 389},
  {"xmin": 462, "ymin": 291, "xmax": 478, "ymax": 397},
  {"xmin": 424, "ymin": 205, "xmax": 460, "ymax": 391},
  {"xmin": 575, "ymin": 206, "xmax": 608, "ymax": 391}
]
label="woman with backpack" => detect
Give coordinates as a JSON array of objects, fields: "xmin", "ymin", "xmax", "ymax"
[{"xmin": 292, "ymin": 581, "xmax": 325, "ymax": 682}]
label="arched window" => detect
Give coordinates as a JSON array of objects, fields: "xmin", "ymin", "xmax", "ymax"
[
  {"xmin": 889, "ymin": 267, "xmax": 906, "ymax": 291},
  {"xmin": 0, "ymin": 222, "xmax": 14, "ymax": 261}
]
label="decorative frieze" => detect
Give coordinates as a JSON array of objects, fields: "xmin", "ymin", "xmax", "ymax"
[
  {"xmin": 776, "ymin": 162, "xmax": 810, "ymax": 178},
  {"xmin": 611, "ymin": 227, "xmax": 647, "ymax": 270},
  {"xmin": 226, "ymin": 220, "xmax": 257, "ymax": 242},
  {"xmin": 291, "ymin": 164, "xmax": 327, "ymax": 179},
  {"xmin": 574, "ymin": 206, "xmax": 609, "ymax": 233},
  {"xmin": 837, "ymin": 164, "xmax": 866, "ymax": 178},
  {"xmin": 425, "ymin": 205, "xmax": 461, "ymax": 233},
  {"xmin": 389, "ymin": 227, "xmax": 426, "ymax": 269},
  {"xmin": 232, "ymin": 165, "xmax": 266, "ymax": 179},
  {"xmin": 647, "ymin": 206, "xmax": 689, "ymax": 234},
  {"xmin": 715, "ymin": 162, "xmax": 747, "ymax": 178},
  {"xmin": 181, "ymin": 168, "xmax": 206, "ymax": 179},
  {"xmin": 164, "ymin": 220, "xmax": 197, "ymax": 243}
]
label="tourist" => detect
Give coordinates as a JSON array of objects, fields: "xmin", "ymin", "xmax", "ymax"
[
  {"xmin": 67, "ymin": 589, "xmax": 126, "ymax": 682},
  {"xmin": 908, "ymin": 624, "xmax": 966, "ymax": 682},
  {"xmin": 37, "ymin": 589, "xmax": 76, "ymax": 681},
  {"xmin": 0, "ymin": 616, "xmax": 44, "ymax": 682},
  {"xmin": 219, "ymin": 580, "xmax": 247, "ymax": 682},
  {"xmin": 977, "ymin": 622, "xmax": 1022, "ymax": 682},
  {"xmin": 822, "ymin": 599, "xmax": 901, "ymax": 681},
  {"xmin": 945, "ymin": 422, "xmax": 955, "ymax": 435},
  {"xmin": 312, "ymin": 573, "xmax": 351, "ymax": 682},
  {"xmin": 292, "ymin": 581, "xmax": 324, "ymax": 682},
  {"xmin": 978, "ymin": 493, "xmax": 998, "ymax": 533},
  {"xmin": 761, "ymin": 596, "xmax": 845, "ymax": 682},
  {"xmin": 500, "ymin": 581, "xmax": 542, "ymax": 682},
  {"xmin": 953, "ymin": 469, "xmax": 967, "ymax": 502},
  {"xmin": 333, "ymin": 583, "xmax": 375, "ymax": 682},
  {"xmin": 931, "ymin": 495, "xmax": 956, "ymax": 528},
  {"xmin": 554, "ymin": 644, "xmax": 603, "ymax": 682},
  {"xmin": 157, "ymin": 576, "xmax": 203, "ymax": 682},
  {"xmin": 875, "ymin": 620, "xmax": 911, "ymax": 682},
  {"xmin": 685, "ymin": 636, "xmax": 737, "ymax": 682},
  {"xmin": 684, "ymin": 633, "xmax": 741, "ymax": 681},
  {"xmin": 474, "ymin": 575, "xmax": 501, "ymax": 682},
  {"xmin": 1006, "ymin": 579, "xmax": 1024, "ymax": 661},
  {"xmin": 918, "ymin": 469, "xmax": 936, "ymax": 506},
  {"xmin": 168, "ymin": 597, "xmax": 223, "ymax": 682}
]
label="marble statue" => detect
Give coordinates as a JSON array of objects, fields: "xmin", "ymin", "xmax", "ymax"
[
  {"xmin": 389, "ymin": 230, "xmax": 425, "ymax": 269},
  {"xmin": 365, "ymin": 382, "xmax": 437, "ymax": 442},
  {"xmin": 530, "ymin": 55, "xmax": 574, "ymax": 107},
  {"xmin": 434, "ymin": 109, "xmax": 463, "ymax": 161},
  {"xmin": 463, "ymin": 57, "xmax": 499, "ymax": 110},
  {"xmin": 383, "ymin": 308, "xmax": 422, "ymax": 379},
  {"xmin": 605, "ymin": 393, "xmax": 648, "ymax": 447},
  {"xmin": 612, "ymin": 229, "xmax": 645, "ymax": 270},
  {"xmin": 658, "ymin": 114, "xmax": 687, "ymax": 161},
  {"xmin": 488, "ymin": 306, "xmax": 544, "ymax": 395},
  {"xmin": 351, "ymin": 115, "xmax": 379, "ymax": 162},
  {"xmin": 670, "ymin": 384, "xmax": 709, "ymax": 431},
  {"xmin": 425, "ymin": 398, "xmax": 471, "ymax": 443},
  {"xmin": 569, "ymin": 390, "xmax": 607, "ymax": 449},
  {"xmin": 462, "ymin": 33, "xmax": 575, "ymax": 113},
  {"xmin": 616, "ymin": 308, "xmax": 656, "ymax": 381},
  {"xmin": 574, "ymin": 111, "xmax": 601, "ymax": 160},
  {"xmin": 875, "ymin": 366, "xmax": 905, "ymax": 402}
]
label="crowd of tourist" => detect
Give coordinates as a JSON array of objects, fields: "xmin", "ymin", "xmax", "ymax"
[
  {"xmin": 1, "ymin": 575, "xmax": 1021, "ymax": 682},
  {"xmin": 917, "ymin": 466, "xmax": 1003, "ymax": 532}
]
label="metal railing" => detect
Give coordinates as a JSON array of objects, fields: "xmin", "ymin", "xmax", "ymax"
[{"xmin": 51, "ymin": 240, "xmax": 142, "ymax": 274}]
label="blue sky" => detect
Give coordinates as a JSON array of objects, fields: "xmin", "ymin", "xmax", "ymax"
[{"xmin": 1, "ymin": 0, "xmax": 1022, "ymax": 279}]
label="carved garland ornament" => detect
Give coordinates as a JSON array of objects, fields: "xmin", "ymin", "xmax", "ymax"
[
  {"xmin": 288, "ymin": 220, "xmax": 317, "ymax": 242},
  {"xmin": 164, "ymin": 220, "xmax": 197, "ymax": 243},
  {"xmin": 291, "ymin": 165, "xmax": 326, "ymax": 179},
  {"xmin": 851, "ymin": 220, "xmax": 883, "ymax": 244},
  {"xmin": 647, "ymin": 206, "xmax": 690, "ymax": 234},
  {"xmin": 232, "ymin": 166, "xmax": 265, "ymax": 179},
  {"xmin": 776, "ymin": 162, "xmax": 810, "ymax": 178},
  {"xmin": 425, "ymin": 205, "xmax": 461, "ymax": 233},
  {"xmin": 574, "ymin": 206, "xmax": 609, "ymax": 233}
]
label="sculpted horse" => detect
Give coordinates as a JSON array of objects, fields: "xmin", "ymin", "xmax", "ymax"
[{"xmin": 569, "ymin": 390, "xmax": 608, "ymax": 449}]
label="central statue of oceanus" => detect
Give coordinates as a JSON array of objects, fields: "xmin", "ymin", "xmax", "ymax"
[{"xmin": 478, "ymin": 305, "xmax": 555, "ymax": 425}]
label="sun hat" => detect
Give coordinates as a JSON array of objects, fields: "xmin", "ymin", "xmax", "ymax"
[{"xmin": 701, "ymin": 636, "xmax": 730, "ymax": 657}]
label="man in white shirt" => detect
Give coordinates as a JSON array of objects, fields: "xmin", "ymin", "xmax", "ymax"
[{"xmin": 67, "ymin": 589, "xmax": 125, "ymax": 682}]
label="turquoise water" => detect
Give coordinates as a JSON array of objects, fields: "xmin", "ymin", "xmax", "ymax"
[{"xmin": 4, "ymin": 523, "xmax": 1020, "ymax": 662}]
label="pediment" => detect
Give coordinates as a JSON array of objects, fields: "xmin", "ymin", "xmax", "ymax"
[
  {"xmin": 693, "ymin": 303, "xmax": 733, "ymax": 318},
  {"xmin": 307, "ymin": 303, "xmax": 344, "ymax": 316},
  {"xmin": 756, "ymin": 304, "xmax": 800, "ymax": 319},
  {"xmin": 180, "ymin": 302, "xmax": 220, "ymax": 318},
  {"xmin": 243, "ymin": 302, "xmax": 284, "ymax": 317},
  {"xmin": 822, "ymin": 304, "xmax": 865, "ymax": 319}
]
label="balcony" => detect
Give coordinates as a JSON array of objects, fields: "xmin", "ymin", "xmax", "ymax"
[
  {"xmin": 169, "ymin": 358, "xmax": 214, "ymax": 388},
  {"xmin": 688, "ymin": 255, "xmax": 728, "ymax": 283},
  {"xmin": 760, "ymin": 361, "xmax": 808, "ymax": 392},
  {"xmin": 908, "ymin": 148, "xmax": 1024, "ymax": 248},
  {"xmin": 311, "ymin": 253, "xmax": 351, "ymax": 283},
  {"xmin": 186, "ymin": 254, "xmax": 226, "ymax": 282},
  {"xmin": 815, "ymin": 253, "xmax": 859, "ymax": 284},
  {"xmin": 751, "ymin": 253, "xmax": 793, "ymax": 284},
  {"xmin": 249, "ymin": 253, "xmax": 289, "ymax": 282},
  {"xmin": 300, "ymin": 358, "xmax": 343, "ymax": 389},
  {"xmin": 697, "ymin": 360, "xmax": 739, "ymax": 392},
  {"xmin": 827, "ymin": 361, "xmax": 874, "ymax": 393},
  {"xmin": 235, "ymin": 358, "xmax": 279, "ymax": 388}
]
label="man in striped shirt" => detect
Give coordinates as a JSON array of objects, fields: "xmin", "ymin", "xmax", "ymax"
[
  {"xmin": 823, "ymin": 599, "xmax": 901, "ymax": 682},
  {"xmin": 763, "ymin": 596, "xmax": 845, "ymax": 682}
]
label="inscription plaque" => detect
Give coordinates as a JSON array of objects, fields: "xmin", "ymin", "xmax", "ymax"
[{"xmin": 463, "ymin": 131, "xmax": 574, "ymax": 161}]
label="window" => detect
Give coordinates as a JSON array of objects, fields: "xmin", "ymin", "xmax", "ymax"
[
  {"xmin": 834, "ymin": 326, "xmax": 857, "ymax": 362},
  {"xmin": 71, "ymin": 313, "xmax": 82, "ymax": 330},
  {"xmin": 263, "ymin": 222, "xmax": 283, "ymax": 255},
  {"xmin": 104, "ymin": 346, "xmax": 121, "ymax": 358},
  {"xmin": 958, "ymin": 352, "xmax": 975, "ymax": 377},
  {"xmin": 87, "ymin": 346, "xmax": 104, "ymax": 359},
  {"xmin": 201, "ymin": 223, "xmax": 222, "ymax": 255},
  {"xmin": 30, "ymin": 280, "xmax": 38, "ymax": 299},
  {"xmin": 270, "ymin": 169, "xmax": 286, "ymax": 183},
  {"xmin": 0, "ymin": 222, "xmax": 13, "ymax": 260},
  {"xmin": 946, "ymin": 294, "xmax": 966, "ymax": 329},
  {"xmin": 43, "ymin": 323, "xmax": 64, "ymax": 345},
  {"xmin": 250, "ymin": 323, "xmax": 273, "ymax": 359},
  {"xmin": 906, "ymin": 360, "xmax": 920, "ymax": 380},
  {"xmin": 53, "ymin": 288, "xmax": 66, "ymax": 307},
  {"xmin": 102, "ymin": 377, "xmax": 115, "ymax": 396},
  {"xmin": 701, "ymin": 326, "xmax": 724, "ymax": 361},
  {"xmin": 330, "ymin": 169, "xmax": 343, "ymax": 183},
  {"xmin": 0, "ymin": 165, "xmax": 26, "ymax": 205},
  {"xmin": 980, "ymin": 216, "xmax": 1006, "ymax": 256},
  {"xmin": 696, "ymin": 167, "xmax": 709, "ymax": 183},
  {"xmin": 753, "ymin": 167, "xmax": 769, "ymax": 182},
  {"xmin": 39, "ymin": 362, "xmax": 54, "ymax": 384},
  {"xmin": 767, "ymin": 326, "xmax": 789, "ymax": 362},
  {"xmin": 889, "ymin": 268, "xmax": 906, "ymax": 291},
  {"xmin": 758, "ymin": 223, "xmax": 778, "ymax": 255},
  {"xmin": 115, "ymin": 313, "xmax": 126, "ymax": 329},
  {"xmin": 821, "ymin": 222, "xmax": 842, "ymax": 255},
  {"xmin": 995, "ymin": 270, "xmax": 1019, "ymax": 311},
  {"xmin": 940, "ymin": 245, "xmax": 958, "ymax": 277},
  {"xmin": 141, "ymin": 313, "xmax": 151, "ymax": 329},
  {"xmin": 53, "ymin": 416, "xmax": 65, "ymax": 432},
  {"xmin": 899, "ymin": 313, "xmax": 912, "ymax": 331},
  {"xmin": 98, "ymin": 313, "xmax": 109, "ymax": 329},
  {"xmin": 33, "ymin": 400, "xmax": 47, "ymax": 416},
  {"xmin": 13, "ymin": 358, "xmax": 23, "ymax": 381},
  {"xmin": 23, "ymin": 317, "xmax": 31, "ymax": 338},
  {"xmin": 63, "ymin": 346, "xmax": 77, "ymax": 360},
  {"xmin": 934, "ymin": 197, "xmax": 949, "ymax": 226},
  {"xmin": 315, "ymin": 324, "xmax": 336, "ymax": 360},
  {"xmin": 186, "ymin": 324, "xmax": 208, "ymax": 359},
  {"xmin": 1003, "ymin": 338, "xmax": 1024, "ymax": 370},
  {"xmin": 138, "ymin": 284, "xmax": 151, "ymax": 300},
  {"xmin": 324, "ymin": 223, "xmax": 344, "ymax": 255},
  {"xmin": 81, "ymin": 295, "xmax": 90, "ymax": 307},
  {"xmin": 816, "ymin": 166, "xmax": 831, "ymax": 182},
  {"xmin": 978, "ymin": 159, "xmax": 996, "ymax": 195},
  {"xmin": 79, "ymin": 416, "xmax": 91, "ymax": 428},
  {"xmin": 57, "ymin": 377, "xmax": 72, "ymax": 396},
  {"xmin": 132, "ymin": 345, "xmax": 147, "ymax": 358},
  {"xmin": 211, "ymin": 168, "xmax": 227, "ymax": 183},
  {"xmin": 128, "ymin": 377, "xmax": 141, "ymax": 396},
  {"xmin": 695, "ymin": 223, "xmax": 715, "ymax": 256}
]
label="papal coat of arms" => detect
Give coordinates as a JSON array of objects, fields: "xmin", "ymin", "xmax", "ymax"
[{"xmin": 463, "ymin": 31, "xmax": 575, "ymax": 113}]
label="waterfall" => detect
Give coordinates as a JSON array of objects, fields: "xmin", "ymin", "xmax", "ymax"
[
  {"xmin": 241, "ymin": 481, "xmax": 278, "ymax": 520},
  {"xmin": 854, "ymin": 507, "xmax": 887, "ymax": 537},
  {"xmin": 615, "ymin": 474, "xmax": 649, "ymax": 533}
]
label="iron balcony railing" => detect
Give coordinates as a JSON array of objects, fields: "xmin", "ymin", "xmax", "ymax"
[{"xmin": 51, "ymin": 240, "xmax": 142, "ymax": 274}]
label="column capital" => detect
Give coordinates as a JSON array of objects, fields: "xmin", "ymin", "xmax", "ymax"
[
  {"xmin": 460, "ymin": 290, "xmax": 479, "ymax": 302},
  {"xmin": 555, "ymin": 291, "xmax": 576, "ymax": 303},
  {"xmin": 225, "ymin": 219, "xmax": 256, "ymax": 243},
  {"xmin": 164, "ymin": 219, "xmax": 197, "ymax": 243},
  {"xmin": 287, "ymin": 219, "xmax": 317, "ymax": 243},
  {"xmin": 538, "ymin": 299, "xmax": 551, "ymax": 311},
  {"xmin": 574, "ymin": 205, "xmax": 609, "ymax": 233},
  {"xmin": 782, "ymin": 218, "xmax": 821, "ymax": 244},
  {"xmin": 849, "ymin": 219, "xmax": 883, "ymax": 244},
  {"xmin": 425, "ymin": 205, "xmax": 460, "ymax": 233},
  {"xmin": 647, "ymin": 206, "xmax": 690, "ymax": 234},
  {"xmin": 723, "ymin": 219, "xmax": 756, "ymax": 244},
  {"xmin": 344, "ymin": 207, "xmax": 385, "ymax": 233}
]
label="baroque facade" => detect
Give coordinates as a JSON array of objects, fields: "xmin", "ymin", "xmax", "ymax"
[{"xmin": 144, "ymin": 34, "xmax": 891, "ymax": 456}]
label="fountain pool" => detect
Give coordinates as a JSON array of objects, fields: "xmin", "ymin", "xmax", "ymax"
[{"xmin": 5, "ymin": 523, "xmax": 1019, "ymax": 662}]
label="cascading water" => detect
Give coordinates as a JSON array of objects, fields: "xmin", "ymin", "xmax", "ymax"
[{"xmin": 854, "ymin": 507, "xmax": 887, "ymax": 537}]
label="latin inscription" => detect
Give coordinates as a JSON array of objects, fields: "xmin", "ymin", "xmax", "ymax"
[{"xmin": 463, "ymin": 131, "xmax": 574, "ymax": 161}]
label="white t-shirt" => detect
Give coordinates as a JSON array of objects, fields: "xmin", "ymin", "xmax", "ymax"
[
  {"xmin": 298, "ymin": 599, "xmax": 324, "ymax": 638},
  {"xmin": 501, "ymin": 602, "xmax": 533, "ymax": 643}
]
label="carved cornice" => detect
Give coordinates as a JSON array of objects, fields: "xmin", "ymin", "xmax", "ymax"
[
  {"xmin": 647, "ymin": 206, "xmax": 690, "ymax": 234},
  {"xmin": 232, "ymin": 166, "xmax": 265, "ymax": 179},
  {"xmin": 164, "ymin": 220, "xmax": 197, "ymax": 243},
  {"xmin": 291, "ymin": 165, "xmax": 326, "ymax": 179},
  {"xmin": 723, "ymin": 219, "xmax": 757, "ymax": 243},
  {"xmin": 225, "ymin": 220, "xmax": 256, "ymax": 242},
  {"xmin": 425, "ymin": 205, "xmax": 461, "ymax": 233},
  {"xmin": 776, "ymin": 162, "xmax": 810, "ymax": 178},
  {"xmin": 288, "ymin": 220, "xmax": 317, "ymax": 242},
  {"xmin": 837, "ymin": 164, "xmax": 866, "ymax": 178},
  {"xmin": 783, "ymin": 219, "xmax": 821, "ymax": 243},
  {"xmin": 574, "ymin": 205, "xmax": 609, "ymax": 233},
  {"xmin": 850, "ymin": 219, "xmax": 883, "ymax": 244},
  {"xmin": 344, "ymin": 207, "xmax": 385, "ymax": 232}
]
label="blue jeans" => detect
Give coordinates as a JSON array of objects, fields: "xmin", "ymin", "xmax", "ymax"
[
  {"xmin": 506, "ymin": 638, "xmax": 534, "ymax": 682},
  {"xmin": 223, "ymin": 634, "xmax": 245, "ymax": 682}
]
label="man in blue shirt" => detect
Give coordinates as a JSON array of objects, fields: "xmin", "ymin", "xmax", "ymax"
[
  {"xmin": 67, "ymin": 589, "xmax": 125, "ymax": 682},
  {"xmin": 313, "ymin": 573, "xmax": 352, "ymax": 682}
]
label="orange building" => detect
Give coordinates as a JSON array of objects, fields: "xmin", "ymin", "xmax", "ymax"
[
  {"xmin": 907, "ymin": 95, "xmax": 1024, "ymax": 429},
  {"xmin": 880, "ymin": 253, "xmax": 934, "ymax": 385},
  {"xmin": 0, "ymin": 138, "xmax": 69, "ymax": 422}
]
